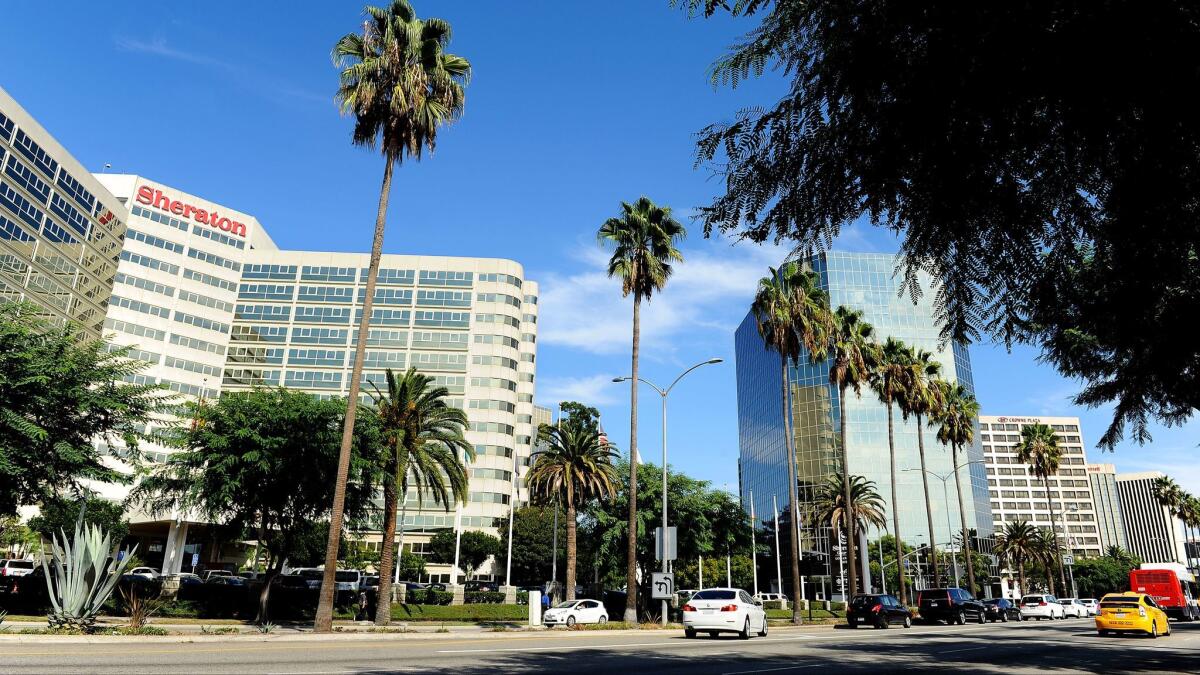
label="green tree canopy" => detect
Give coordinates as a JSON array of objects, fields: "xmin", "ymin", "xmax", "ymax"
[
  {"xmin": 428, "ymin": 529, "xmax": 502, "ymax": 581},
  {"xmin": 557, "ymin": 402, "xmax": 601, "ymax": 434},
  {"xmin": 680, "ymin": 0, "xmax": 1200, "ymax": 448},
  {"xmin": 0, "ymin": 302, "xmax": 171, "ymax": 518},
  {"xmin": 496, "ymin": 505, "xmax": 566, "ymax": 587},
  {"xmin": 131, "ymin": 388, "xmax": 380, "ymax": 620},
  {"xmin": 27, "ymin": 495, "xmax": 129, "ymax": 547}
]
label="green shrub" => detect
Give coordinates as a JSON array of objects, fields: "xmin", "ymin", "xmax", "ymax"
[
  {"xmin": 465, "ymin": 591, "xmax": 505, "ymax": 604},
  {"xmin": 413, "ymin": 589, "xmax": 453, "ymax": 606},
  {"xmin": 391, "ymin": 603, "xmax": 525, "ymax": 622}
]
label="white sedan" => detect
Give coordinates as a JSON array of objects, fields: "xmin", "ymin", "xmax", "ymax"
[
  {"xmin": 1019, "ymin": 594, "xmax": 1065, "ymax": 620},
  {"xmin": 1060, "ymin": 598, "xmax": 1086, "ymax": 618},
  {"xmin": 682, "ymin": 588, "xmax": 768, "ymax": 639},
  {"xmin": 543, "ymin": 599, "xmax": 608, "ymax": 627}
]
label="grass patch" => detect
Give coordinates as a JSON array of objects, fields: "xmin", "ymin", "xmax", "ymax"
[
  {"xmin": 570, "ymin": 621, "xmax": 682, "ymax": 631},
  {"xmin": 390, "ymin": 604, "xmax": 525, "ymax": 623},
  {"xmin": 766, "ymin": 608, "xmax": 843, "ymax": 620}
]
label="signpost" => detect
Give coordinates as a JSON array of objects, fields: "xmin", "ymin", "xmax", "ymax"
[
  {"xmin": 191, "ymin": 553, "xmax": 199, "ymax": 572},
  {"xmin": 655, "ymin": 526, "xmax": 677, "ymax": 562},
  {"xmin": 651, "ymin": 572, "xmax": 675, "ymax": 600}
]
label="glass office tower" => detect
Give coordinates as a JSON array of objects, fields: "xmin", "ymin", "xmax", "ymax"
[{"xmin": 736, "ymin": 251, "xmax": 991, "ymax": 592}]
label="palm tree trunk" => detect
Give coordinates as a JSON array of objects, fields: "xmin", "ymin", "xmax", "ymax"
[
  {"xmin": 1017, "ymin": 561, "xmax": 1025, "ymax": 599},
  {"xmin": 1043, "ymin": 476, "xmax": 1067, "ymax": 593},
  {"xmin": 374, "ymin": 475, "xmax": 399, "ymax": 625},
  {"xmin": 566, "ymin": 503, "xmax": 577, "ymax": 602},
  {"xmin": 623, "ymin": 294, "xmax": 641, "ymax": 624},
  {"xmin": 315, "ymin": 155, "xmax": 394, "ymax": 632},
  {"xmin": 916, "ymin": 415, "xmax": 940, "ymax": 588},
  {"xmin": 886, "ymin": 400, "xmax": 905, "ymax": 606},
  {"xmin": 839, "ymin": 385, "xmax": 858, "ymax": 597},
  {"xmin": 951, "ymin": 443, "xmax": 976, "ymax": 597},
  {"xmin": 781, "ymin": 358, "xmax": 803, "ymax": 624}
]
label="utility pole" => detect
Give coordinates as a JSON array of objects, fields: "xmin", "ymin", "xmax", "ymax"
[
  {"xmin": 773, "ymin": 495, "xmax": 783, "ymax": 600},
  {"xmin": 750, "ymin": 491, "xmax": 759, "ymax": 597}
]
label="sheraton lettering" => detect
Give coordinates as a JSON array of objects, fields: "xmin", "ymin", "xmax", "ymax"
[{"xmin": 135, "ymin": 186, "xmax": 247, "ymax": 238}]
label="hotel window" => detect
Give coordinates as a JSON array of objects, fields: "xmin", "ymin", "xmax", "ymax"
[
  {"xmin": 115, "ymin": 271, "xmax": 175, "ymax": 297},
  {"xmin": 243, "ymin": 264, "xmax": 297, "ymax": 280},
  {"xmin": 11, "ymin": 129, "xmax": 59, "ymax": 178},
  {"xmin": 236, "ymin": 304, "xmax": 291, "ymax": 322},
  {"xmin": 239, "ymin": 283, "xmax": 295, "ymax": 301},
  {"xmin": 356, "ymin": 351, "xmax": 406, "ymax": 369},
  {"xmin": 0, "ymin": 181, "xmax": 45, "ymax": 228},
  {"xmin": 169, "ymin": 333, "xmax": 226, "ymax": 355},
  {"xmin": 192, "ymin": 224, "xmax": 245, "ymax": 250},
  {"xmin": 162, "ymin": 379, "xmax": 219, "ymax": 399},
  {"xmin": 227, "ymin": 346, "xmax": 285, "ymax": 364},
  {"xmin": 364, "ymin": 268, "xmax": 415, "ymax": 285},
  {"xmin": 288, "ymin": 349, "xmax": 345, "ymax": 367},
  {"xmin": 131, "ymin": 205, "xmax": 188, "ymax": 232},
  {"xmin": 412, "ymin": 310, "xmax": 467, "ymax": 328},
  {"xmin": 284, "ymin": 370, "xmax": 343, "ymax": 389},
  {"xmin": 298, "ymin": 285, "xmax": 353, "ymax": 303},
  {"xmin": 164, "ymin": 355, "xmax": 222, "ymax": 378},
  {"xmin": 104, "ymin": 318, "xmax": 166, "ymax": 342},
  {"xmin": 49, "ymin": 194, "xmax": 92, "ymax": 238},
  {"xmin": 523, "ymin": 294, "xmax": 538, "ymax": 305},
  {"xmin": 294, "ymin": 305, "xmax": 351, "ymax": 324},
  {"xmin": 478, "ymin": 272, "xmax": 521, "ymax": 288},
  {"xmin": 301, "ymin": 266, "xmax": 357, "ymax": 282},
  {"xmin": 469, "ymin": 399, "xmax": 516, "ymax": 413},
  {"xmin": 474, "ymin": 334, "xmax": 520, "ymax": 349},
  {"xmin": 174, "ymin": 311, "xmax": 230, "ymax": 334},
  {"xmin": 351, "ymin": 328, "xmax": 407, "ymax": 348},
  {"xmin": 471, "ymin": 377, "xmax": 517, "ymax": 391},
  {"xmin": 475, "ymin": 292, "xmax": 521, "ymax": 308},
  {"xmin": 474, "ymin": 313, "xmax": 519, "ymax": 328},
  {"xmin": 472, "ymin": 468, "xmax": 513, "ymax": 481},
  {"xmin": 410, "ymin": 352, "xmax": 467, "ymax": 371},
  {"xmin": 470, "ymin": 422, "xmax": 514, "ymax": 435},
  {"xmin": 411, "ymin": 331, "xmax": 468, "ymax": 349},
  {"xmin": 183, "ymin": 268, "xmax": 236, "ymax": 292},
  {"xmin": 56, "ymin": 170, "xmax": 96, "ymax": 214},
  {"xmin": 180, "ymin": 290, "xmax": 232, "ymax": 313},
  {"xmin": 357, "ymin": 308, "xmax": 411, "ymax": 326},
  {"xmin": 360, "ymin": 287, "xmax": 413, "ymax": 305},
  {"xmin": 223, "ymin": 368, "xmax": 282, "ymax": 387},
  {"xmin": 522, "ymin": 313, "xmax": 537, "ymax": 324},
  {"xmin": 292, "ymin": 327, "xmax": 348, "ymax": 345},
  {"xmin": 5, "ymin": 155, "xmax": 50, "ymax": 202},
  {"xmin": 431, "ymin": 375, "xmax": 466, "ymax": 393},
  {"xmin": 418, "ymin": 270, "xmax": 472, "ymax": 287},
  {"xmin": 230, "ymin": 325, "xmax": 288, "ymax": 343},
  {"xmin": 416, "ymin": 290, "xmax": 471, "ymax": 307},
  {"xmin": 110, "ymin": 295, "xmax": 170, "ymax": 319},
  {"xmin": 187, "ymin": 247, "xmax": 240, "ymax": 271},
  {"xmin": 475, "ymin": 445, "xmax": 514, "ymax": 458},
  {"xmin": 472, "ymin": 355, "xmax": 517, "ymax": 370}
]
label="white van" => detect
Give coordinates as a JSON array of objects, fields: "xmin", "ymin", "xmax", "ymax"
[{"xmin": 0, "ymin": 559, "xmax": 36, "ymax": 577}]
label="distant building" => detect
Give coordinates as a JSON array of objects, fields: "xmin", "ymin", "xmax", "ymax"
[
  {"xmin": 1, "ymin": 86, "xmax": 128, "ymax": 336},
  {"xmin": 1087, "ymin": 463, "xmax": 1129, "ymax": 552},
  {"xmin": 1117, "ymin": 471, "xmax": 1187, "ymax": 565},
  {"xmin": 979, "ymin": 415, "xmax": 1102, "ymax": 558}
]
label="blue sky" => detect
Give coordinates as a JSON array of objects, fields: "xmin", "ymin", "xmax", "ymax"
[{"xmin": 3, "ymin": 1, "xmax": 1195, "ymax": 494}]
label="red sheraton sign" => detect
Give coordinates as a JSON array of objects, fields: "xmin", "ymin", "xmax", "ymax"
[{"xmin": 135, "ymin": 186, "xmax": 247, "ymax": 238}]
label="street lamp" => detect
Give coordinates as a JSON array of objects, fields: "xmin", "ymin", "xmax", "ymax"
[
  {"xmin": 613, "ymin": 357, "xmax": 723, "ymax": 624},
  {"xmin": 903, "ymin": 460, "xmax": 984, "ymax": 590}
]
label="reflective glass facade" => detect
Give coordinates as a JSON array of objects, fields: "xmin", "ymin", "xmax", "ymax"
[
  {"xmin": 736, "ymin": 251, "xmax": 992, "ymax": 583},
  {"xmin": 0, "ymin": 87, "xmax": 127, "ymax": 335}
]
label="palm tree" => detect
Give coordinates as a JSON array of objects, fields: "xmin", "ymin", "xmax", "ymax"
[
  {"xmin": 933, "ymin": 381, "xmax": 981, "ymax": 597},
  {"xmin": 1181, "ymin": 494, "xmax": 1200, "ymax": 569},
  {"xmin": 995, "ymin": 520, "xmax": 1037, "ymax": 598},
  {"xmin": 317, "ymin": 0, "xmax": 471, "ymax": 632},
  {"xmin": 1033, "ymin": 528, "xmax": 1062, "ymax": 595},
  {"xmin": 368, "ymin": 367, "xmax": 472, "ymax": 625},
  {"xmin": 1015, "ymin": 423, "xmax": 1067, "ymax": 594},
  {"xmin": 870, "ymin": 338, "xmax": 912, "ymax": 605},
  {"xmin": 814, "ymin": 472, "xmax": 888, "ymax": 537},
  {"xmin": 527, "ymin": 419, "xmax": 619, "ymax": 602},
  {"xmin": 750, "ymin": 262, "xmax": 832, "ymax": 624},
  {"xmin": 1152, "ymin": 476, "xmax": 1185, "ymax": 562},
  {"xmin": 598, "ymin": 196, "xmax": 685, "ymax": 623},
  {"xmin": 901, "ymin": 348, "xmax": 944, "ymax": 589},
  {"xmin": 828, "ymin": 306, "xmax": 878, "ymax": 596}
]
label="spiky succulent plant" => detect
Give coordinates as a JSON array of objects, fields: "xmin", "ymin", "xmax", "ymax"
[{"xmin": 41, "ymin": 523, "xmax": 136, "ymax": 632}]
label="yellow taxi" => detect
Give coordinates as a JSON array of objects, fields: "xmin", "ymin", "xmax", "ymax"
[{"xmin": 1096, "ymin": 592, "xmax": 1171, "ymax": 638}]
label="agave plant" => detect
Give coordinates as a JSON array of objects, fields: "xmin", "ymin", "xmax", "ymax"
[{"xmin": 41, "ymin": 523, "xmax": 136, "ymax": 632}]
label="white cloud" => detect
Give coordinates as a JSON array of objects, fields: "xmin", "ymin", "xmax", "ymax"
[
  {"xmin": 537, "ymin": 373, "xmax": 623, "ymax": 407},
  {"xmin": 537, "ymin": 237, "xmax": 789, "ymax": 356}
]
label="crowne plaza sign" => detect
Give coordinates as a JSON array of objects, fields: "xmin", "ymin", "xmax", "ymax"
[{"xmin": 135, "ymin": 186, "xmax": 248, "ymax": 238}]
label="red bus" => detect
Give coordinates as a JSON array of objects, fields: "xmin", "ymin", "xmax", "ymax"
[{"xmin": 1129, "ymin": 563, "xmax": 1200, "ymax": 621}]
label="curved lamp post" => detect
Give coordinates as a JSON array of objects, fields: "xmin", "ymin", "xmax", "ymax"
[{"xmin": 614, "ymin": 357, "xmax": 723, "ymax": 624}]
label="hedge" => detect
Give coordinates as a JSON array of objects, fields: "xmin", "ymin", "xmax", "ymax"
[
  {"xmin": 465, "ymin": 591, "xmax": 505, "ymax": 604},
  {"xmin": 390, "ymin": 603, "xmax": 526, "ymax": 622}
]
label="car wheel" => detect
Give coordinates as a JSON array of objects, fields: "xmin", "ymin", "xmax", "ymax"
[
  {"xmin": 1001, "ymin": 613, "xmax": 1008, "ymax": 623},
  {"xmin": 977, "ymin": 611, "xmax": 986, "ymax": 625},
  {"xmin": 903, "ymin": 615, "xmax": 912, "ymax": 629},
  {"xmin": 876, "ymin": 615, "xmax": 888, "ymax": 629},
  {"xmin": 848, "ymin": 618, "xmax": 858, "ymax": 628},
  {"xmin": 740, "ymin": 618, "xmax": 752, "ymax": 640},
  {"xmin": 709, "ymin": 631, "xmax": 719, "ymax": 638},
  {"xmin": 566, "ymin": 615, "xmax": 576, "ymax": 628},
  {"xmin": 684, "ymin": 628, "xmax": 696, "ymax": 639},
  {"xmin": 758, "ymin": 618, "xmax": 768, "ymax": 637},
  {"xmin": 598, "ymin": 615, "xmax": 607, "ymax": 625},
  {"xmin": 1098, "ymin": 629, "xmax": 1107, "ymax": 637},
  {"xmin": 957, "ymin": 610, "xmax": 967, "ymax": 625},
  {"xmin": 1150, "ymin": 621, "xmax": 1158, "ymax": 639}
]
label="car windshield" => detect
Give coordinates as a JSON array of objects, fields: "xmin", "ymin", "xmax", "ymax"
[
  {"xmin": 982, "ymin": 599, "xmax": 1000, "ymax": 605},
  {"xmin": 6, "ymin": 560, "xmax": 34, "ymax": 569},
  {"xmin": 691, "ymin": 590, "xmax": 737, "ymax": 601},
  {"xmin": 850, "ymin": 595, "xmax": 881, "ymax": 606},
  {"xmin": 299, "ymin": 570, "xmax": 324, "ymax": 579},
  {"xmin": 1021, "ymin": 596, "xmax": 1044, "ymax": 603},
  {"xmin": 553, "ymin": 601, "xmax": 579, "ymax": 609},
  {"xmin": 335, "ymin": 572, "xmax": 359, "ymax": 582}
]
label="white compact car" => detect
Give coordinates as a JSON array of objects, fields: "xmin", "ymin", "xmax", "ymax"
[
  {"xmin": 1020, "ymin": 594, "xmax": 1065, "ymax": 620},
  {"xmin": 127, "ymin": 567, "xmax": 160, "ymax": 580},
  {"xmin": 542, "ymin": 599, "xmax": 608, "ymax": 627},
  {"xmin": 1060, "ymin": 598, "xmax": 1086, "ymax": 618},
  {"xmin": 0, "ymin": 559, "xmax": 36, "ymax": 577},
  {"xmin": 1077, "ymin": 598, "xmax": 1099, "ymax": 616},
  {"xmin": 682, "ymin": 588, "xmax": 768, "ymax": 639}
]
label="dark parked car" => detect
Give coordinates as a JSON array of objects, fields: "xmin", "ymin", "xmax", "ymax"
[
  {"xmin": 917, "ymin": 588, "xmax": 987, "ymax": 625},
  {"xmin": 847, "ymin": 594, "xmax": 913, "ymax": 629},
  {"xmin": 982, "ymin": 598, "xmax": 1022, "ymax": 622}
]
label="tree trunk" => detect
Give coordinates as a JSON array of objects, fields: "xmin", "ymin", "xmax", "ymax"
[
  {"xmin": 315, "ymin": 156, "xmax": 394, "ymax": 632},
  {"xmin": 1017, "ymin": 562, "xmax": 1025, "ymax": 599},
  {"xmin": 951, "ymin": 442, "xmax": 976, "ymax": 597},
  {"xmin": 1043, "ymin": 475, "xmax": 1067, "ymax": 593},
  {"xmin": 916, "ymin": 415, "xmax": 941, "ymax": 588},
  {"xmin": 887, "ymin": 400, "xmax": 905, "ymax": 606},
  {"xmin": 781, "ymin": 358, "xmax": 803, "ymax": 624},
  {"xmin": 566, "ymin": 503, "xmax": 577, "ymax": 602},
  {"xmin": 255, "ymin": 556, "xmax": 285, "ymax": 624},
  {"xmin": 374, "ymin": 471, "xmax": 400, "ymax": 625},
  {"xmin": 839, "ymin": 385, "xmax": 858, "ymax": 597},
  {"xmin": 623, "ymin": 295, "xmax": 641, "ymax": 624}
]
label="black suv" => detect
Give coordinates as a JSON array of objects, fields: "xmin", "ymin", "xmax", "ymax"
[{"xmin": 917, "ymin": 588, "xmax": 987, "ymax": 625}]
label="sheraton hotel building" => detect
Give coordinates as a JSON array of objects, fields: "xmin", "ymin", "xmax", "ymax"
[{"xmin": 1, "ymin": 86, "xmax": 540, "ymax": 583}]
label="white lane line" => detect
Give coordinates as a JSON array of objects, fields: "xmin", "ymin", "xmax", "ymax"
[
  {"xmin": 721, "ymin": 665, "xmax": 819, "ymax": 675},
  {"xmin": 940, "ymin": 646, "xmax": 988, "ymax": 654},
  {"xmin": 437, "ymin": 635, "xmax": 816, "ymax": 654}
]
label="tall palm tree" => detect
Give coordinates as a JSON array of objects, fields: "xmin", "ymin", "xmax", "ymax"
[
  {"xmin": 1015, "ymin": 423, "xmax": 1067, "ymax": 594},
  {"xmin": 598, "ymin": 196, "xmax": 685, "ymax": 623},
  {"xmin": 1152, "ymin": 476, "xmax": 1185, "ymax": 562},
  {"xmin": 317, "ymin": 0, "xmax": 471, "ymax": 632},
  {"xmin": 1033, "ymin": 528, "xmax": 1062, "ymax": 595},
  {"xmin": 527, "ymin": 419, "xmax": 619, "ymax": 602},
  {"xmin": 828, "ymin": 306, "xmax": 877, "ymax": 596},
  {"xmin": 901, "ymin": 348, "xmax": 944, "ymax": 589},
  {"xmin": 750, "ymin": 261, "xmax": 832, "ymax": 624},
  {"xmin": 1181, "ymin": 494, "xmax": 1200, "ymax": 569},
  {"xmin": 814, "ymin": 472, "xmax": 888, "ymax": 537},
  {"xmin": 933, "ymin": 381, "xmax": 981, "ymax": 597},
  {"xmin": 870, "ymin": 337, "xmax": 912, "ymax": 605},
  {"xmin": 995, "ymin": 520, "xmax": 1037, "ymax": 598},
  {"xmin": 368, "ymin": 367, "xmax": 472, "ymax": 625}
]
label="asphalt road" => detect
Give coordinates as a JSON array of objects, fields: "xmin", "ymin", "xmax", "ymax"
[{"xmin": 4, "ymin": 617, "xmax": 1200, "ymax": 674}]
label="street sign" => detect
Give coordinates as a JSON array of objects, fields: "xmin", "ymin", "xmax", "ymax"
[
  {"xmin": 191, "ymin": 553, "xmax": 200, "ymax": 568},
  {"xmin": 651, "ymin": 572, "xmax": 675, "ymax": 600},
  {"xmin": 1062, "ymin": 555, "xmax": 1075, "ymax": 566},
  {"xmin": 655, "ymin": 526, "xmax": 677, "ymax": 561}
]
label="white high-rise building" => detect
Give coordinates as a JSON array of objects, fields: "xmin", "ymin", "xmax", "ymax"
[
  {"xmin": 1116, "ymin": 471, "xmax": 1188, "ymax": 565},
  {"xmin": 979, "ymin": 415, "xmax": 1103, "ymax": 558}
]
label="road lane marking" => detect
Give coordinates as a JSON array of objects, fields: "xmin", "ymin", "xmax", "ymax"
[
  {"xmin": 721, "ymin": 665, "xmax": 819, "ymax": 674},
  {"xmin": 939, "ymin": 646, "xmax": 988, "ymax": 654},
  {"xmin": 437, "ymin": 634, "xmax": 818, "ymax": 654}
]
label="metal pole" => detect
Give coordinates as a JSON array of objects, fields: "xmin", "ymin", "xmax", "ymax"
[
  {"xmin": 661, "ymin": 391, "xmax": 669, "ymax": 625},
  {"xmin": 505, "ymin": 449, "xmax": 517, "ymax": 590},
  {"xmin": 552, "ymin": 507, "xmax": 558, "ymax": 589},
  {"xmin": 699, "ymin": 554, "xmax": 703, "ymax": 590},
  {"xmin": 838, "ymin": 531, "xmax": 846, "ymax": 601},
  {"xmin": 727, "ymin": 550, "xmax": 732, "ymax": 588},
  {"xmin": 942, "ymin": 478, "xmax": 960, "ymax": 587},
  {"xmin": 879, "ymin": 528, "xmax": 887, "ymax": 595},
  {"xmin": 750, "ymin": 491, "xmax": 759, "ymax": 597},
  {"xmin": 773, "ymin": 495, "xmax": 783, "ymax": 599}
]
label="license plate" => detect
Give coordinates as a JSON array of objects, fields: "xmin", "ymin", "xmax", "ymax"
[
  {"xmin": 1114, "ymin": 613, "xmax": 1125, "ymax": 618},
  {"xmin": 701, "ymin": 608, "xmax": 715, "ymax": 614},
  {"xmin": 930, "ymin": 602, "xmax": 938, "ymax": 607}
]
